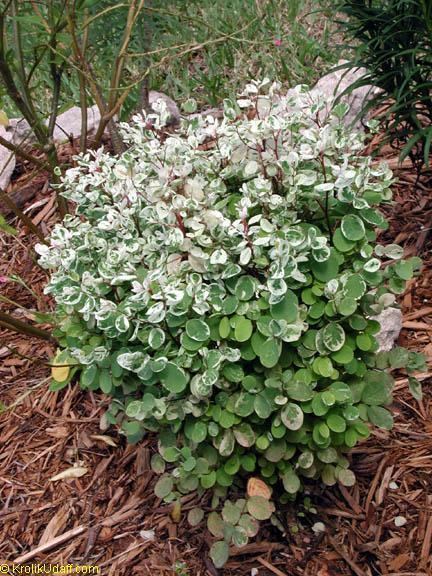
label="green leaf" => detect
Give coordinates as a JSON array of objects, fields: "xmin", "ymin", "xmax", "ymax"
[
  {"xmin": 356, "ymin": 333, "xmax": 372, "ymax": 351},
  {"xmin": 337, "ymin": 297, "xmax": 357, "ymax": 316},
  {"xmin": 188, "ymin": 507, "xmax": 204, "ymax": 526},
  {"xmin": 331, "ymin": 345, "xmax": 354, "ymax": 365},
  {"xmin": 341, "ymin": 214, "xmax": 365, "ymax": 241},
  {"xmin": 254, "ymin": 393, "xmax": 273, "ymax": 419},
  {"xmin": 280, "ymin": 403, "xmax": 304, "ymax": 430},
  {"xmin": 191, "ymin": 421, "xmax": 208, "ymax": 443},
  {"xmin": 408, "ymin": 376, "xmax": 423, "ymax": 401},
  {"xmin": 99, "ymin": 369, "xmax": 112, "ymax": 394},
  {"xmin": 222, "ymin": 501, "xmax": 242, "ymax": 524},
  {"xmin": 201, "ymin": 471, "xmax": 217, "ymax": 489},
  {"xmin": 207, "ymin": 511, "xmax": 225, "ymax": 537},
  {"xmin": 282, "ymin": 469, "xmax": 301, "ymax": 494},
  {"xmin": 259, "ymin": 338, "xmax": 281, "ymax": 368},
  {"xmin": 326, "ymin": 413, "xmax": 346, "ymax": 433},
  {"xmin": 270, "ymin": 290, "xmax": 298, "ymax": 322},
  {"xmin": 186, "ymin": 319, "xmax": 210, "ymax": 341},
  {"xmin": 362, "ymin": 372, "xmax": 393, "ymax": 405},
  {"xmin": 367, "ymin": 406, "xmax": 393, "ymax": 430},
  {"xmin": 393, "ymin": 260, "xmax": 414, "ymax": 280},
  {"xmin": 322, "ymin": 323, "xmax": 345, "ymax": 351},
  {"xmin": 159, "ymin": 362, "xmax": 188, "ymax": 393},
  {"xmin": 284, "ymin": 380, "xmax": 313, "ymax": 401},
  {"xmin": 219, "ymin": 316, "xmax": 231, "ymax": 339},
  {"xmin": 388, "ymin": 346, "xmax": 409, "ymax": 369},
  {"xmin": 337, "ymin": 468, "xmax": 356, "ymax": 487},
  {"xmin": 361, "ymin": 208, "xmax": 387, "ymax": 229},
  {"xmin": 210, "ymin": 541, "xmax": 230, "ymax": 568},
  {"xmin": 246, "ymin": 496, "xmax": 275, "ymax": 520},
  {"xmin": 234, "ymin": 392, "xmax": 255, "ymax": 417},
  {"xmin": 81, "ymin": 365, "xmax": 97, "ymax": 388},
  {"xmin": 333, "ymin": 228, "xmax": 355, "ymax": 252},
  {"xmin": 219, "ymin": 429, "xmax": 235, "ymax": 456},
  {"xmin": 238, "ymin": 514, "xmax": 260, "ymax": 537},
  {"xmin": 154, "ymin": 475, "xmax": 174, "ymax": 499},
  {"xmin": 150, "ymin": 454, "xmax": 166, "ymax": 474},
  {"xmin": 235, "ymin": 275, "xmax": 255, "ymax": 300},
  {"xmin": 234, "ymin": 317, "xmax": 253, "ymax": 342},
  {"xmin": 310, "ymin": 250, "xmax": 340, "ymax": 282},
  {"xmin": 344, "ymin": 274, "xmax": 366, "ymax": 299},
  {"xmin": 233, "ymin": 423, "xmax": 256, "ymax": 447}
]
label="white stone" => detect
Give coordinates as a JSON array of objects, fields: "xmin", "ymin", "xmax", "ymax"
[
  {"xmin": 372, "ymin": 307, "xmax": 403, "ymax": 352},
  {"xmin": 311, "ymin": 60, "xmax": 379, "ymax": 129},
  {"xmin": 394, "ymin": 516, "xmax": 407, "ymax": 527},
  {"xmin": 9, "ymin": 104, "xmax": 102, "ymax": 146},
  {"xmin": 51, "ymin": 105, "xmax": 101, "ymax": 142},
  {"xmin": 0, "ymin": 124, "xmax": 16, "ymax": 191},
  {"xmin": 312, "ymin": 521, "xmax": 326, "ymax": 533}
]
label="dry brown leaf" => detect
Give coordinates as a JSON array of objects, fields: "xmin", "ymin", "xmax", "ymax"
[
  {"xmin": 388, "ymin": 552, "xmax": 410, "ymax": 571},
  {"xmin": 46, "ymin": 426, "xmax": 69, "ymax": 439},
  {"xmin": 49, "ymin": 466, "xmax": 88, "ymax": 482},
  {"xmin": 90, "ymin": 434, "xmax": 117, "ymax": 447},
  {"xmin": 247, "ymin": 477, "xmax": 272, "ymax": 500}
]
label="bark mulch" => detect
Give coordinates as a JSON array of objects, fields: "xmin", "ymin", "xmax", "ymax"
[{"xmin": 0, "ymin": 145, "xmax": 431, "ymax": 576}]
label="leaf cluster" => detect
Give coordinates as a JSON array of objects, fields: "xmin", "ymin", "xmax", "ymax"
[
  {"xmin": 337, "ymin": 0, "xmax": 432, "ymax": 168},
  {"xmin": 39, "ymin": 80, "xmax": 422, "ymax": 564}
]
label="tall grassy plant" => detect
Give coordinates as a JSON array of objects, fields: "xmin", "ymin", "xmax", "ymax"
[{"xmin": 337, "ymin": 0, "xmax": 432, "ymax": 169}]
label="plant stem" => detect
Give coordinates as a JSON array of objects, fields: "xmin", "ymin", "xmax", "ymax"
[
  {"xmin": 0, "ymin": 134, "xmax": 50, "ymax": 171},
  {"xmin": 0, "ymin": 185, "xmax": 46, "ymax": 243},
  {"xmin": 0, "ymin": 312, "xmax": 55, "ymax": 342}
]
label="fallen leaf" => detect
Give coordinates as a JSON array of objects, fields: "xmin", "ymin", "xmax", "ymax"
[
  {"xmin": 247, "ymin": 477, "xmax": 272, "ymax": 500},
  {"xmin": 46, "ymin": 426, "xmax": 69, "ymax": 438},
  {"xmin": 171, "ymin": 500, "xmax": 182, "ymax": 523},
  {"xmin": 49, "ymin": 466, "xmax": 88, "ymax": 482},
  {"xmin": 51, "ymin": 362, "xmax": 70, "ymax": 383},
  {"xmin": 388, "ymin": 553, "xmax": 410, "ymax": 571},
  {"xmin": 90, "ymin": 434, "xmax": 117, "ymax": 447}
]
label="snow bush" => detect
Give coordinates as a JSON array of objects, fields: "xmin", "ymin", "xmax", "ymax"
[{"xmin": 37, "ymin": 81, "xmax": 423, "ymax": 564}]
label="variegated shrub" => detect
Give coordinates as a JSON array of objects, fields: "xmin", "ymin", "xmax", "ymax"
[{"xmin": 37, "ymin": 81, "xmax": 423, "ymax": 564}]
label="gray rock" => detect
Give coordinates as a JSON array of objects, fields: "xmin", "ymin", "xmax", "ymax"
[
  {"xmin": 0, "ymin": 125, "xmax": 16, "ymax": 191},
  {"xmin": 311, "ymin": 60, "xmax": 379, "ymax": 129},
  {"xmin": 372, "ymin": 307, "xmax": 403, "ymax": 352},
  {"xmin": 9, "ymin": 104, "xmax": 102, "ymax": 146},
  {"xmin": 51, "ymin": 105, "xmax": 101, "ymax": 142},
  {"xmin": 149, "ymin": 90, "xmax": 180, "ymax": 126},
  {"xmin": 7, "ymin": 117, "xmax": 33, "ymax": 146}
]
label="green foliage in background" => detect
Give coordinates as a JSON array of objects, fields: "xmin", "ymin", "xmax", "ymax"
[
  {"xmin": 337, "ymin": 0, "xmax": 432, "ymax": 167},
  {"xmin": 147, "ymin": 0, "xmax": 339, "ymax": 107},
  {"xmin": 0, "ymin": 0, "xmax": 339, "ymax": 118}
]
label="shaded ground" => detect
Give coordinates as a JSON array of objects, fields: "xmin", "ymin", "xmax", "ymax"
[{"xmin": 0, "ymin": 142, "xmax": 431, "ymax": 576}]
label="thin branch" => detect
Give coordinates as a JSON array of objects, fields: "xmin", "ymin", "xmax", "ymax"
[
  {"xmin": 0, "ymin": 312, "xmax": 55, "ymax": 342},
  {"xmin": 0, "ymin": 133, "xmax": 50, "ymax": 171},
  {"xmin": 0, "ymin": 185, "xmax": 46, "ymax": 243}
]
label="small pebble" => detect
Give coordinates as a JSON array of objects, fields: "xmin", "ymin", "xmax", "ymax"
[
  {"xmin": 394, "ymin": 516, "xmax": 407, "ymax": 527},
  {"xmin": 389, "ymin": 481, "xmax": 398, "ymax": 490},
  {"xmin": 139, "ymin": 529, "xmax": 156, "ymax": 541},
  {"xmin": 312, "ymin": 521, "xmax": 326, "ymax": 533}
]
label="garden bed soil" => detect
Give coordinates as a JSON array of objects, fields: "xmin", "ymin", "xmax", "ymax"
[{"xmin": 0, "ymin": 140, "xmax": 431, "ymax": 576}]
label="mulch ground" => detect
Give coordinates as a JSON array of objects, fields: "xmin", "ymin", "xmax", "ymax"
[{"xmin": 0, "ymin": 138, "xmax": 431, "ymax": 576}]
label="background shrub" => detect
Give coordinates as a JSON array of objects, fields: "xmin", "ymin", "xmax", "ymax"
[
  {"xmin": 38, "ymin": 81, "xmax": 423, "ymax": 562},
  {"xmin": 337, "ymin": 0, "xmax": 432, "ymax": 168}
]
